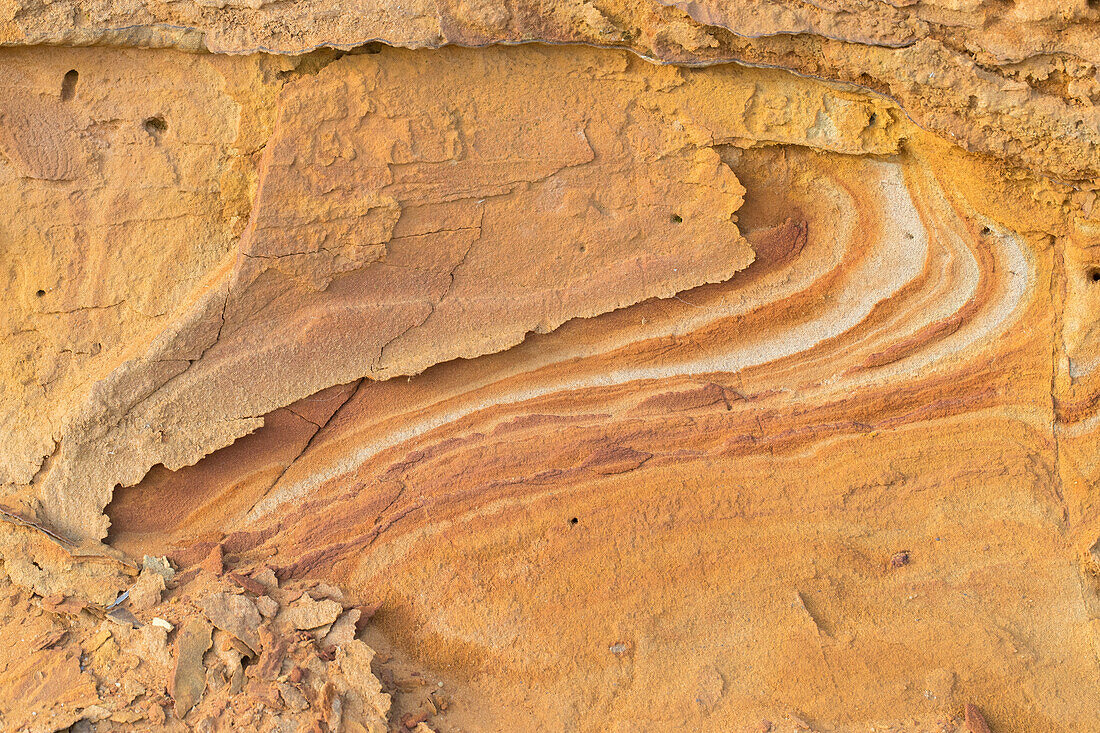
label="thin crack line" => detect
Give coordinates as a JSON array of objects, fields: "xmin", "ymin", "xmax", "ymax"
[{"xmin": 244, "ymin": 379, "xmax": 366, "ymax": 518}]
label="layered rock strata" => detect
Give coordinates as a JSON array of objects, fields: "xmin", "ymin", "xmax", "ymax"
[{"xmin": 1, "ymin": 2, "xmax": 1100, "ymax": 731}]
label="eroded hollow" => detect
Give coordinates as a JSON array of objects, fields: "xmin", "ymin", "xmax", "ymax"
[
  {"xmin": 60, "ymin": 69, "xmax": 78, "ymax": 101},
  {"xmin": 143, "ymin": 115, "xmax": 168, "ymax": 136}
]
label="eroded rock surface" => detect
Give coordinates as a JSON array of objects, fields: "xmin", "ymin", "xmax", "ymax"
[{"xmin": 2, "ymin": 1, "xmax": 1100, "ymax": 731}]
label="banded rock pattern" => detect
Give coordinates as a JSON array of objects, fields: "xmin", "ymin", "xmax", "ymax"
[
  {"xmin": 0, "ymin": 5, "xmax": 1099, "ymax": 733},
  {"xmin": 109, "ymin": 122, "xmax": 1097, "ymax": 731}
]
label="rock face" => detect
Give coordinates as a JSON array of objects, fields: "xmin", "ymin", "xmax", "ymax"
[{"xmin": 1, "ymin": 2, "xmax": 1099, "ymax": 731}]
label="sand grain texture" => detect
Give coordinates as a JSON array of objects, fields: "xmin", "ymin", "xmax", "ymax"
[{"xmin": 1, "ymin": 3, "xmax": 1099, "ymax": 732}]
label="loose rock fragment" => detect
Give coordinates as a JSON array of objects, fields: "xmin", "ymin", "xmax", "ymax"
[
  {"xmin": 128, "ymin": 566, "xmax": 167, "ymax": 611},
  {"xmin": 255, "ymin": 594, "xmax": 280, "ymax": 618},
  {"xmin": 888, "ymin": 551, "xmax": 911, "ymax": 569},
  {"xmin": 41, "ymin": 593, "xmax": 87, "ymax": 615},
  {"xmin": 107, "ymin": 606, "xmax": 143, "ymax": 628},
  {"xmin": 279, "ymin": 594, "xmax": 343, "ymax": 631},
  {"xmin": 200, "ymin": 544, "xmax": 224, "ymax": 576},
  {"xmin": 228, "ymin": 570, "xmax": 265, "ymax": 595},
  {"xmin": 200, "ymin": 592, "xmax": 262, "ymax": 653},
  {"xmin": 142, "ymin": 555, "xmax": 175, "ymax": 583},
  {"xmin": 170, "ymin": 619, "xmax": 214, "ymax": 719},
  {"xmin": 337, "ymin": 641, "xmax": 391, "ymax": 726},
  {"xmin": 321, "ymin": 609, "xmax": 361, "ymax": 650},
  {"xmin": 254, "ymin": 626, "xmax": 290, "ymax": 681}
]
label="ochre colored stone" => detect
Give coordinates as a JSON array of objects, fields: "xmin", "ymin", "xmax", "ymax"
[
  {"xmin": 1, "ymin": 4, "xmax": 1099, "ymax": 732},
  {"xmin": 169, "ymin": 619, "xmax": 213, "ymax": 719}
]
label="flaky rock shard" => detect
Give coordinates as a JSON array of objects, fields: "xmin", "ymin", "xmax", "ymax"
[
  {"xmin": 279, "ymin": 594, "xmax": 343, "ymax": 631},
  {"xmin": 336, "ymin": 640, "xmax": 391, "ymax": 732},
  {"xmin": 170, "ymin": 619, "xmax": 213, "ymax": 718},
  {"xmin": 201, "ymin": 592, "xmax": 262, "ymax": 653}
]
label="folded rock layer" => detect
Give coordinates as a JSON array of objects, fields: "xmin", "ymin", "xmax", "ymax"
[{"xmin": 1, "ymin": 2, "xmax": 1100, "ymax": 732}]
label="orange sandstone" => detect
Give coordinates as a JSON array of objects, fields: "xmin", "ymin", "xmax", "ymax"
[{"xmin": 0, "ymin": 4, "xmax": 1099, "ymax": 732}]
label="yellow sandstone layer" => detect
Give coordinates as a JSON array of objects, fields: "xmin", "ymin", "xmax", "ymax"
[{"xmin": 0, "ymin": 4, "xmax": 1099, "ymax": 732}]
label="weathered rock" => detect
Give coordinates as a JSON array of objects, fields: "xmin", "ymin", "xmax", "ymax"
[
  {"xmin": 321, "ymin": 609, "xmax": 361, "ymax": 649},
  {"xmin": 201, "ymin": 592, "xmax": 262, "ymax": 653},
  {"xmin": 127, "ymin": 566, "xmax": 166, "ymax": 611},
  {"xmin": 142, "ymin": 555, "xmax": 175, "ymax": 583},
  {"xmin": 1, "ymin": 1, "xmax": 1099, "ymax": 731},
  {"xmin": 336, "ymin": 641, "xmax": 392, "ymax": 732},
  {"xmin": 169, "ymin": 619, "xmax": 213, "ymax": 719},
  {"xmin": 0, "ymin": 645, "xmax": 98, "ymax": 732},
  {"xmin": 255, "ymin": 594, "xmax": 280, "ymax": 619},
  {"xmin": 254, "ymin": 626, "xmax": 290, "ymax": 682},
  {"xmin": 280, "ymin": 594, "xmax": 344, "ymax": 631},
  {"xmin": 124, "ymin": 624, "xmax": 171, "ymax": 669},
  {"xmin": 199, "ymin": 544, "xmax": 224, "ymax": 576}
]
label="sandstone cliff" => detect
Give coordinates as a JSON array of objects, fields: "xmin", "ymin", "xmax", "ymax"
[{"xmin": 1, "ymin": 1, "xmax": 1100, "ymax": 731}]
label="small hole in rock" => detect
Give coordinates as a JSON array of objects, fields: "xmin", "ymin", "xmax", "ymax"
[
  {"xmin": 143, "ymin": 116, "xmax": 168, "ymax": 136},
  {"xmin": 570, "ymin": 517, "xmax": 578, "ymax": 525},
  {"xmin": 1089, "ymin": 268, "xmax": 1100, "ymax": 283},
  {"xmin": 981, "ymin": 226, "xmax": 991, "ymax": 236},
  {"xmin": 868, "ymin": 112, "xmax": 877, "ymax": 125},
  {"xmin": 61, "ymin": 70, "xmax": 78, "ymax": 101},
  {"xmin": 35, "ymin": 289, "xmax": 45, "ymax": 297},
  {"xmin": 671, "ymin": 214, "xmax": 683, "ymax": 224}
]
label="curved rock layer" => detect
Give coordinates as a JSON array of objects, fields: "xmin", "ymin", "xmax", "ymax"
[
  {"xmin": 1, "ymin": 8, "xmax": 1100, "ymax": 733},
  {"xmin": 107, "ymin": 130, "xmax": 1100, "ymax": 731}
]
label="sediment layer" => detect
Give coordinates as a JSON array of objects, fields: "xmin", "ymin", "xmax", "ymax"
[{"xmin": 2, "ymin": 2, "xmax": 1100, "ymax": 731}]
